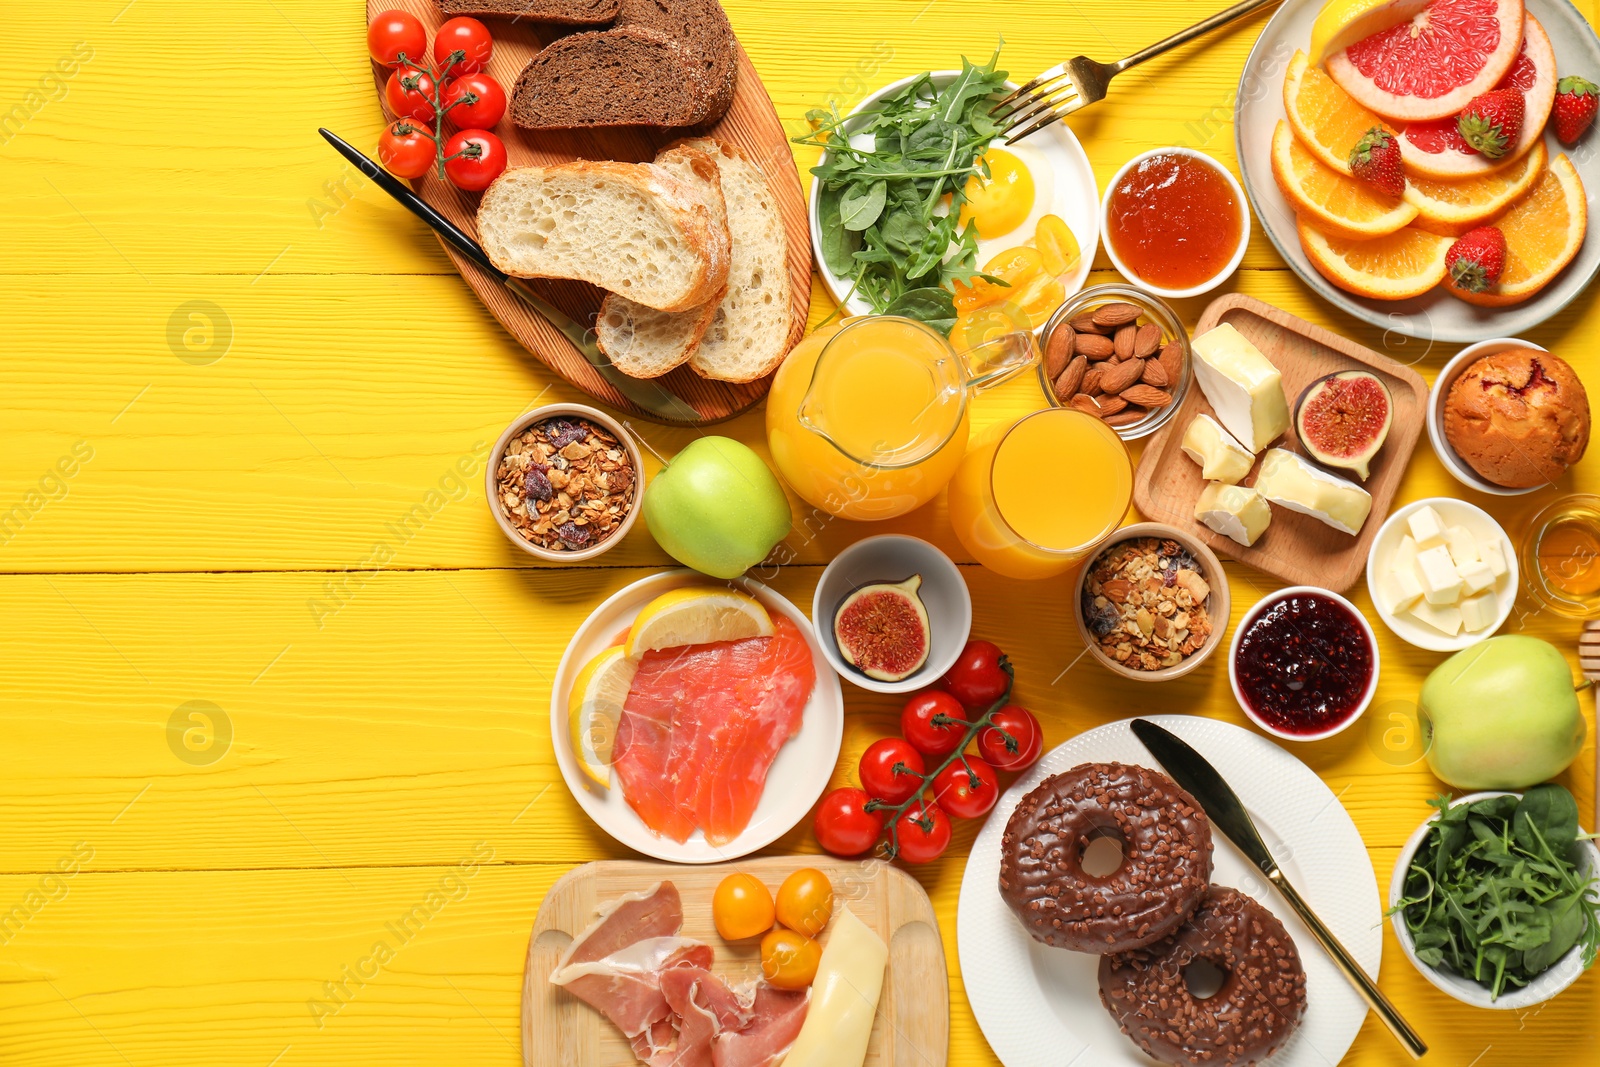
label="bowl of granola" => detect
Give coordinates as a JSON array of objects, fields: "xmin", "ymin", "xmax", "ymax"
[
  {"xmin": 1073, "ymin": 523, "xmax": 1230, "ymax": 682},
  {"xmin": 487, "ymin": 403, "xmax": 644, "ymax": 563}
]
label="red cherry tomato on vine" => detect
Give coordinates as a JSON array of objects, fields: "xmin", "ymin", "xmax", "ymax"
[
  {"xmin": 894, "ymin": 801, "xmax": 952, "ymax": 864},
  {"xmin": 932, "ymin": 758, "xmax": 999, "ymax": 819},
  {"xmin": 433, "ymin": 16, "xmax": 494, "ymax": 79},
  {"xmin": 858, "ymin": 738, "xmax": 926, "ymax": 805},
  {"xmin": 900, "ymin": 690, "xmax": 971, "ymax": 758},
  {"xmin": 367, "ymin": 10, "xmax": 427, "ymax": 68},
  {"xmin": 940, "ymin": 640, "xmax": 1010, "ymax": 709},
  {"xmin": 443, "ymin": 73, "xmax": 507, "ymax": 129},
  {"xmin": 977, "ymin": 705, "xmax": 1043, "ymax": 771},
  {"xmin": 378, "ymin": 120, "xmax": 436, "ymax": 180},
  {"xmin": 813, "ymin": 787, "xmax": 886, "ymax": 857},
  {"xmin": 442, "ymin": 129, "xmax": 507, "ymax": 191},
  {"xmin": 385, "ymin": 67, "xmax": 437, "ymax": 122}
]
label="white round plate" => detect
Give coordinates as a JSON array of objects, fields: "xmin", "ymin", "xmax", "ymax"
[
  {"xmin": 550, "ymin": 570, "xmax": 844, "ymax": 863},
  {"xmin": 808, "ymin": 70, "xmax": 1100, "ymax": 323},
  {"xmin": 958, "ymin": 715, "xmax": 1381, "ymax": 1067},
  {"xmin": 1236, "ymin": 0, "xmax": 1600, "ymax": 342}
]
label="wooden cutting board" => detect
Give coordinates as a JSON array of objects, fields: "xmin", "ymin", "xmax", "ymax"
[
  {"xmin": 365, "ymin": 2, "xmax": 812, "ymax": 424},
  {"xmin": 1133, "ymin": 294, "xmax": 1428, "ymax": 592},
  {"xmin": 523, "ymin": 856, "xmax": 949, "ymax": 1067}
]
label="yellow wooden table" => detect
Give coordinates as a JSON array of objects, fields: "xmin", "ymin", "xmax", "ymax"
[{"xmin": 2, "ymin": 2, "xmax": 1598, "ymax": 1064}]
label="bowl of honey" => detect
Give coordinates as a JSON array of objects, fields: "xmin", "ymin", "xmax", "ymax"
[{"xmin": 1100, "ymin": 148, "xmax": 1250, "ymax": 300}]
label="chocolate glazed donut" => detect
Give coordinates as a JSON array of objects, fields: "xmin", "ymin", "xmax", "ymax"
[
  {"xmin": 1099, "ymin": 886, "xmax": 1308, "ymax": 1067},
  {"xmin": 998, "ymin": 762, "xmax": 1213, "ymax": 952}
]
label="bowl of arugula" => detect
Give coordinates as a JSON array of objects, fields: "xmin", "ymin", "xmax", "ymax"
[
  {"xmin": 795, "ymin": 48, "xmax": 1099, "ymax": 337},
  {"xmin": 1388, "ymin": 785, "xmax": 1600, "ymax": 1009}
]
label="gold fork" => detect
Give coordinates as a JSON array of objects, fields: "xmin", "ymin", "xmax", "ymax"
[{"xmin": 993, "ymin": 0, "xmax": 1283, "ymax": 143}]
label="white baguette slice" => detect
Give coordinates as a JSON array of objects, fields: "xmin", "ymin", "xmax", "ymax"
[
  {"xmin": 476, "ymin": 160, "xmax": 728, "ymax": 312},
  {"xmin": 595, "ymin": 144, "xmax": 730, "ymax": 377}
]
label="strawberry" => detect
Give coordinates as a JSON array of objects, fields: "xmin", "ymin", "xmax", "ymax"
[
  {"xmin": 1553, "ymin": 76, "xmax": 1599, "ymax": 147},
  {"xmin": 1347, "ymin": 127, "xmax": 1405, "ymax": 198},
  {"xmin": 1444, "ymin": 226, "xmax": 1507, "ymax": 295},
  {"xmin": 1456, "ymin": 89, "xmax": 1525, "ymax": 159}
]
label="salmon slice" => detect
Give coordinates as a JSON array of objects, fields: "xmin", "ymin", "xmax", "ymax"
[{"xmin": 615, "ymin": 616, "xmax": 815, "ymax": 845}]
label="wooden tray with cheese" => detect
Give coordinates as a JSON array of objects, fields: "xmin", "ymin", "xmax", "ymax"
[{"xmin": 1133, "ymin": 294, "xmax": 1428, "ymax": 592}]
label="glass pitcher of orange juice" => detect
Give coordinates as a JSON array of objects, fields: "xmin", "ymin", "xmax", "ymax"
[
  {"xmin": 947, "ymin": 408, "xmax": 1133, "ymax": 580},
  {"xmin": 766, "ymin": 315, "xmax": 1036, "ymax": 521}
]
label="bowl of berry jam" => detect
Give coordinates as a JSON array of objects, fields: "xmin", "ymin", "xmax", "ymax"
[
  {"xmin": 1100, "ymin": 147, "xmax": 1250, "ymax": 300},
  {"xmin": 1228, "ymin": 586, "xmax": 1379, "ymax": 742}
]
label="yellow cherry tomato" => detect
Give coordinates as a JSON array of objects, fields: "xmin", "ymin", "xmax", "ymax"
[
  {"xmin": 951, "ymin": 275, "xmax": 999, "ymax": 314},
  {"xmin": 712, "ymin": 873, "xmax": 775, "ymax": 941},
  {"xmin": 957, "ymin": 148, "xmax": 1036, "ymax": 240},
  {"xmin": 774, "ymin": 868, "xmax": 834, "ymax": 938},
  {"xmin": 760, "ymin": 927, "xmax": 821, "ymax": 989},
  {"xmin": 983, "ymin": 244, "xmax": 1046, "ymax": 287},
  {"xmin": 1033, "ymin": 214, "xmax": 1081, "ymax": 277},
  {"xmin": 1013, "ymin": 271, "xmax": 1067, "ymax": 326}
]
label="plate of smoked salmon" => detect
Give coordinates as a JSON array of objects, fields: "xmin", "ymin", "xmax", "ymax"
[{"xmin": 552, "ymin": 570, "xmax": 844, "ymax": 863}]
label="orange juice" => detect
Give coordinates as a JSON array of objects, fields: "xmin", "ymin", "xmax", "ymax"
[{"xmin": 947, "ymin": 409, "xmax": 1132, "ymax": 579}]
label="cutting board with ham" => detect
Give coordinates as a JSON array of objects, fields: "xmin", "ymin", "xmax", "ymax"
[{"xmin": 523, "ymin": 857, "xmax": 948, "ymax": 1067}]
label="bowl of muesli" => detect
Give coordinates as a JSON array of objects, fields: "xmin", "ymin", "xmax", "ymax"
[
  {"xmin": 1072, "ymin": 523, "xmax": 1230, "ymax": 682},
  {"xmin": 487, "ymin": 403, "xmax": 644, "ymax": 563}
]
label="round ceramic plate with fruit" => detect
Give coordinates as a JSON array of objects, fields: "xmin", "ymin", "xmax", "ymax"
[{"xmin": 1237, "ymin": 0, "xmax": 1600, "ymax": 342}]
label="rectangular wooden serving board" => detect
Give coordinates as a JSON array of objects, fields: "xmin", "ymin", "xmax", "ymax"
[
  {"xmin": 1133, "ymin": 293, "xmax": 1428, "ymax": 592},
  {"xmin": 523, "ymin": 856, "xmax": 949, "ymax": 1067}
]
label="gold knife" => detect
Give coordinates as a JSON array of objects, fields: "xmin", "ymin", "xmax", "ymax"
[{"xmin": 1130, "ymin": 718, "xmax": 1428, "ymax": 1059}]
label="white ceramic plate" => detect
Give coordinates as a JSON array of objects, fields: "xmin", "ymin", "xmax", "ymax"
[
  {"xmin": 550, "ymin": 570, "xmax": 844, "ymax": 863},
  {"xmin": 958, "ymin": 715, "xmax": 1381, "ymax": 1067},
  {"xmin": 808, "ymin": 70, "xmax": 1100, "ymax": 322},
  {"xmin": 1236, "ymin": 0, "xmax": 1600, "ymax": 342}
]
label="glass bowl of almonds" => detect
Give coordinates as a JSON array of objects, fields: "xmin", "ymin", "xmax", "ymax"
[
  {"xmin": 1038, "ymin": 284, "xmax": 1192, "ymax": 441},
  {"xmin": 487, "ymin": 403, "xmax": 645, "ymax": 563}
]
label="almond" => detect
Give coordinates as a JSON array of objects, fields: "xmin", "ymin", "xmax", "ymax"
[
  {"xmin": 1070, "ymin": 313, "xmax": 1109, "ymax": 335},
  {"xmin": 1105, "ymin": 407, "xmax": 1146, "ymax": 427},
  {"xmin": 1091, "ymin": 302, "xmax": 1141, "ymax": 328},
  {"xmin": 1120, "ymin": 384, "xmax": 1173, "ymax": 408},
  {"xmin": 1053, "ymin": 355, "xmax": 1087, "ymax": 400},
  {"xmin": 1098, "ymin": 358, "xmax": 1145, "ymax": 394},
  {"xmin": 1158, "ymin": 341, "xmax": 1184, "ymax": 384},
  {"xmin": 1069, "ymin": 394, "xmax": 1102, "ymax": 416},
  {"xmin": 1141, "ymin": 359, "xmax": 1170, "ymax": 388},
  {"xmin": 1096, "ymin": 394, "xmax": 1129, "ymax": 416},
  {"xmin": 1081, "ymin": 364, "xmax": 1106, "ymax": 395},
  {"xmin": 1113, "ymin": 323, "xmax": 1137, "ymax": 360},
  {"xmin": 1134, "ymin": 322, "xmax": 1163, "ymax": 358},
  {"xmin": 1044, "ymin": 325, "xmax": 1075, "ymax": 380},
  {"xmin": 1075, "ymin": 333, "xmax": 1115, "ymax": 360}
]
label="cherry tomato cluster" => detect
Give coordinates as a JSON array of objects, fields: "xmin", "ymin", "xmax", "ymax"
[
  {"xmin": 368, "ymin": 11, "xmax": 508, "ymax": 192},
  {"xmin": 813, "ymin": 640, "xmax": 1043, "ymax": 865}
]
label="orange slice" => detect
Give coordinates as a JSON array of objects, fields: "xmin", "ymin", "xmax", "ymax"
[
  {"xmin": 1271, "ymin": 120, "xmax": 1417, "ymax": 240},
  {"xmin": 1405, "ymin": 141, "xmax": 1547, "ymax": 237},
  {"xmin": 1283, "ymin": 49, "xmax": 1391, "ymax": 176},
  {"xmin": 1454, "ymin": 154, "xmax": 1588, "ymax": 307},
  {"xmin": 1297, "ymin": 218, "xmax": 1451, "ymax": 300}
]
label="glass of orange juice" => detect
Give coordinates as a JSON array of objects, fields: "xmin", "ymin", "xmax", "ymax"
[{"xmin": 947, "ymin": 408, "xmax": 1133, "ymax": 580}]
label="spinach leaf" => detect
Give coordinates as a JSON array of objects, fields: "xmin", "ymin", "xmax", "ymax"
[
  {"xmin": 1516, "ymin": 783, "xmax": 1581, "ymax": 858},
  {"xmin": 817, "ymin": 186, "xmax": 861, "ymax": 276},
  {"xmin": 1526, "ymin": 890, "xmax": 1589, "ymax": 973},
  {"xmin": 883, "ymin": 287, "xmax": 957, "ymax": 333},
  {"xmin": 839, "ymin": 180, "xmax": 887, "ymax": 231}
]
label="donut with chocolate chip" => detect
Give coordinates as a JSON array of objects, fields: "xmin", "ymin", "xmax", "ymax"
[
  {"xmin": 998, "ymin": 762, "xmax": 1213, "ymax": 952},
  {"xmin": 1098, "ymin": 886, "xmax": 1307, "ymax": 1067}
]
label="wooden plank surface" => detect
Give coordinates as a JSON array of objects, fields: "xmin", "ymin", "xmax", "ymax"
[{"xmin": 3, "ymin": 1, "xmax": 1600, "ymax": 1065}]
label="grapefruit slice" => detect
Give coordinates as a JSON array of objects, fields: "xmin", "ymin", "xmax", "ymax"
[
  {"xmin": 1272, "ymin": 121, "xmax": 1419, "ymax": 239},
  {"xmin": 1326, "ymin": 0, "xmax": 1525, "ymax": 122},
  {"xmin": 1298, "ymin": 219, "xmax": 1452, "ymax": 299},
  {"xmin": 1405, "ymin": 139, "xmax": 1546, "ymax": 236},
  {"xmin": 1453, "ymin": 154, "xmax": 1587, "ymax": 306},
  {"xmin": 1397, "ymin": 15, "xmax": 1555, "ymax": 179},
  {"xmin": 1309, "ymin": 0, "xmax": 1431, "ymax": 65},
  {"xmin": 1283, "ymin": 50, "xmax": 1393, "ymax": 176}
]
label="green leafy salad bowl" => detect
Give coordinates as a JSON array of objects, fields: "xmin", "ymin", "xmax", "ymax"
[{"xmin": 1388, "ymin": 786, "xmax": 1600, "ymax": 1009}]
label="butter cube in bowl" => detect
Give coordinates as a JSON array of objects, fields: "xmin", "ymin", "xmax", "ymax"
[{"xmin": 1365, "ymin": 498, "xmax": 1517, "ymax": 652}]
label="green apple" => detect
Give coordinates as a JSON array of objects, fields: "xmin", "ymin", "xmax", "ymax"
[
  {"xmin": 642, "ymin": 436, "xmax": 792, "ymax": 580},
  {"xmin": 1421, "ymin": 635, "xmax": 1587, "ymax": 790}
]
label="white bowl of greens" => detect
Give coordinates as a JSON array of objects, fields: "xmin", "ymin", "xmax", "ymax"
[
  {"xmin": 1388, "ymin": 786, "xmax": 1600, "ymax": 1009},
  {"xmin": 799, "ymin": 50, "xmax": 1099, "ymax": 336}
]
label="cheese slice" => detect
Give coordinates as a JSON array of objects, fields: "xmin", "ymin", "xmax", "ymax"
[
  {"xmin": 1481, "ymin": 537, "xmax": 1508, "ymax": 577},
  {"xmin": 1416, "ymin": 545, "xmax": 1464, "ymax": 605},
  {"xmin": 1252, "ymin": 449, "xmax": 1372, "ymax": 535},
  {"xmin": 1460, "ymin": 591, "xmax": 1499, "ymax": 633},
  {"xmin": 1458, "ymin": 559, "xmax": 1496, "ymax": 596},
  {"xmin": 1181, "ymin": 414, "xmax": 1255, "ymax": 484},
  {"xmin": 1406, "ymin": 505, "xmax": 1447, "ymax": 549},
  {"xmin": 1190, "ymin": 323, "xmax": 1289, "ymax": 452},
  {"xmin": 1195, "ymin": 481, "xmax": 1271, "ymax": 546},
  {"xmin": 1379, "ymin": 565, "xmax": 1425, "ymax": 615},
  {"xmin": 1407, "ymin": 599, "xmax": 1464, "ymax": 637},
  {"xmin": 1444, "ymin": 525, "xmax": 1480, "ymax": 566},
  {"xmin": 1394, "ymin": 534, "xmax": 1420, "ymax": 575},
  {"xmin": 779, "ymin": 906, "xmax": 887, "ymax": 1067}
]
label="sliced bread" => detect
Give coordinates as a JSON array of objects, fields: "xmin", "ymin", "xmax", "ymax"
[
  {"xmin": 476, "ymin": 160, "xmax": 728, "ymax": 312},
  {"xmin": 437, "ymin": 0, "xmax": 619, "ymax": 23},
  {"xmin": 510, "ymin": 26, "xmax": 713, "ymax": 130},
  {"xmin": 614, "ymin": 0, "xmax": 738, "ymax": 123},
  {"xmin": 595, "ymin": 143, "xmax": 729, "ymax": 377}
]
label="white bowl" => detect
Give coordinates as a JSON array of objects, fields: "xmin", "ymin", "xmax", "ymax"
[
  {"xmin": 1427, "ymin": 337, "xmax": 1549, "ymax": 497},
  {"xmin": 812, "ymin": 535, "xmax": 971, "ymax": 694},
  {"xmin": 1227, "ymin": 585, "xmax": 1379, "ymax": 742},
  {"xmin": 1099, "ymin": 147, "xmax": 1251, "ymax": 300},
  {"xmin": 1365, "ymin": 497, "xmax": 1517, "ymax": 652},
  {"xmin": 1389, "ymin": 791, "xmax": 1600, "ymax": 1009}
]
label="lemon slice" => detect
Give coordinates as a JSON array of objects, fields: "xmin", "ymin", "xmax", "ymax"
[
  {"xmin": 568, "ymin": 646, "xmax": 637, "ymax": 789},
  {"xmin": 624, "ymin": 587, "xmax": 774, "ymax": 657},
  {"xmin": 1308, "ymin": 0, "xmax": 1428, "ymax": 65}
]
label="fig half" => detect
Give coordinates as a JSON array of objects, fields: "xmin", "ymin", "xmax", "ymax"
[
  {"xmin": 833, "ymin": 574, "xmax": 931, "ymax": 682},
  {"xmin": 1295, "ymin": 370, "xmax": 1392, "ymax": 481}
]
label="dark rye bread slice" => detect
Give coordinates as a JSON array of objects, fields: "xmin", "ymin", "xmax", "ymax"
[
  {"xmin": 614, "ymin": 0, "xmax": 738, "ymax": 123},
  {"xmin": 511, "ymin": 26, "xmax": 714, "ymax": 129},
  {"xmin": 437, "ymin": 0, "xmax": 619, "ymax": 24}
]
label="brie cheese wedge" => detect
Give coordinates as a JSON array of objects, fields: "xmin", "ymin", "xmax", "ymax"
[
  {"xmin": 1252, "ymin": 449, "xmax": 1372, "ymax": 535},
  {"xmin": 1195, "ymin": 481, "xmax": 1271, "ymax": 546},
  {"xmin": 1190, "ymin": 323, "xmax": 1289, "ymax": 452},
  {"xmin": 1181, "ymin": 414, "xmax": 1255, "ymax": 484}
]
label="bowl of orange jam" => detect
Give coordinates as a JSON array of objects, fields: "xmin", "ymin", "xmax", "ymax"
[{"xmin": 1100, "ymin": 148, "xmax": 1250, "ymax": 300}]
